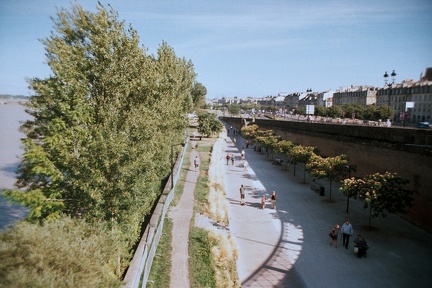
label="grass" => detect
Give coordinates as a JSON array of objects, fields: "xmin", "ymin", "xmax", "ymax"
[
  {"xmin": 189, "ymin": 227, "xmax": 216, "ymax": 288},
  {"xmin": 146, "ymin": 216, "xmax": 173, "ymax": 288},
  {"xmin": 147, "ymin": 143, "xmax": 192, "ymax": 288}
]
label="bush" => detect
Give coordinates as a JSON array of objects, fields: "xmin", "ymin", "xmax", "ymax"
[{"xmin": 0, "ymin": 217, "xmax": 128, "ymax": 288}]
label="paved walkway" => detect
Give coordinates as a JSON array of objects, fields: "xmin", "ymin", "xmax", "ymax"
[
  {"xmin": 169, "ymin": 130, "xmax": 432, "ymax": 288},
  {"xmin": 224, "ymin": 132, "xmax": 432, "ymax": 288},
  {"xmin": 169, "ymin": 149, "xmax": 199, "ymax": 288}
]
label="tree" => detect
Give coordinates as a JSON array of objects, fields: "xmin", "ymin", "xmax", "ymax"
[
  {"xmin": 240, "ymin": 124, "xmax": 259, "ymax": 141},
  {"xmin": 340, "ymin": 172, "xmax": 413, "ymax": 227},
  {"xmin": 274, "ymin": 140, "xmax": 294, "ymax": 170},
  {"xmin": 287, "ymin": 145, "xmax": 315, "ymax": 181},
  {"xmin": 227, "ymin": 104, "xmax": 241, "ymax": 116},
  {"xmin": 190, "ymin": 82, "xmax": 207, "ymax": 110},
  {"xmin": 254, "ymin": 129, "xmax": 280, "ymax": 157},
  {"xmin": 3, "ymin": 3, "xmax": 194, "ymax": 244},
  {"xmin": 306, "ymin": 154, "xmax": 350, "ymax": 201},
  {"xmin": 197, "ymin": 112, "xmax": 223, "ymax": 137}
]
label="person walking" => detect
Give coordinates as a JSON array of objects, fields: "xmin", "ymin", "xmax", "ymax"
[
  {"xmin": 231, "ymin": 154, "xmax": 235, "ymax": 166},
  {"xmin": 243, "ymin": 161, "xmax": 248, "ymax": 171},
  {"xmin": 226, "ymin": 154, "xmax": 230, "ymax": 165},
  {"xmin": 239, "ymin": 184, "xmax": 245, "ymax": 206},
  {"xmin": 353, "ymin": 234, "xmax": 369, "ymax": 258},
  {"xmin": 329, "ymin": 224, "xmax": 339, "ymax": 248},
  {"xmin": 241, "ymin": 149, "xmax": 245, "ymax": 160},
  {"xmin": 270, "ymin": 191, "xmax": 277, "ymax": 209},
  {"xmin": 341, "ymin": 219, "xmax": 353, "ymax": 249},
  {"xmin": 260, "ymin": 195, "xmax": 267, "ymax": 209},
  {"xmin": 193, "ymin": 156, "xmax": 200, "ymax": 172}
]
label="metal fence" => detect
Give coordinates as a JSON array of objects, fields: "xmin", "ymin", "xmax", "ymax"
[{"xmin": 122, "ymin": 141, "xmax": 188, "ymax": 288}]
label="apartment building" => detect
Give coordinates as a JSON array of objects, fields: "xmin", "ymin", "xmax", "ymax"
[
  {"xmin": 376, "ymin": 78, "xmax": 432, "ymax": 123},
  {"xmin": 333, "ymin": 85, "xmax": 377, "ymax": 106}
]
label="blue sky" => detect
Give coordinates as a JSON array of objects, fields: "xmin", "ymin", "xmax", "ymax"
[{"xmin": 1, "ymin": 0, "xmax": 431, "ymax": 98}]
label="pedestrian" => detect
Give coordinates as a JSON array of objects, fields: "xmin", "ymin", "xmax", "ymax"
[
  {"xmin": 353, "ymin": 234, "xmax": 369, "ymax": 258},
  {"xmin": 329, "ymin": 224, "xmax": 339, "ymax": 247},
  {"xmin": 231, "ymin": 154, "xmax": 235, "ymax": 166},
  {"xmin": 341, "ymin": 219, "xmax": 353, "ymax": 249},
  {"xmin": 226, "ymin": 154, "xmax": 230, "ymax": 165},
  {"xmin": 239, "ymin": 184, "xmax": 245, "ymax": 206},
  {"xmin": 241, "ymin": 149, "xmax": 245, "ymax": 160},
  {"xmin": 270, "ymin": 191, "xmax": 277, "ymax": 209},
  {"xmin": 243, "ymin": 161, "xmax": 248, "ymax": 171},
  {"xmin": 193, "ymin": 156, "xmax": 200, "ymax": 172},
  {"xmin": 246, "ymin": 140, "xmax": 250, "ymax": 148},
  {"xmin": 261, "ymin": 195, "xmax": 266, "ymax": 209}
]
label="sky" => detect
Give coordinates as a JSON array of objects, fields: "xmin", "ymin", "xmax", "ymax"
[{"xmin": 1, "ymin": 0, "xmax": 431, "ymax": 99}]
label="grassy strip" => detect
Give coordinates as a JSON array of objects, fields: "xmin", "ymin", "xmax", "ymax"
[
  {"xmin": 189, "ymin": 227, "xmax": 216, "ymax": 288},
  {"xmin": 146, "ymin": 216, "xmax": 173, "ymax": 287},
  {"xmin": 189, "ymin": 137, "xmax": 217, "ymax": 287}
]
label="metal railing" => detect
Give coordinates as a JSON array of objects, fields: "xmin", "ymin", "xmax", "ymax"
[{"xmin": 122, "ymin": 141, "xmax": 188, "ymax": 288}]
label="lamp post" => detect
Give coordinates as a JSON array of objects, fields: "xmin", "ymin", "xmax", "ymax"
[
  {"xmin": 383, "ymin": 70, "xmax": 396, "ymax": 120},
  {"xmin": 345, "ymin": 165, "xmax": 351, "ymax": 213},
  {"xmin": 171, "ymin": 143, "xmax": 185, "ymax": 189}
]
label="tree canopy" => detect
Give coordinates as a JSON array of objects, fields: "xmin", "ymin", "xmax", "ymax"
[
  {"xmin": 3, "ymin": 3, "xmax": 195, "ymax": 243},
  {"xmin": 340, "ymin": 172, "xmax": 413, "ymax": 226}
]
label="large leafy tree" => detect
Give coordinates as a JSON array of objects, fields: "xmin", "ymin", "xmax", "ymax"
[
  {"xmin": 3, "ymin": 3, "xmax": 194, "ymax": 242},
  {"xmin": 197, "ymin": 112, "xmax": 223, "ymax": 137},
  {"xmin": 340, "ymin": 172, "xmax": 413, "ymax": 227},
  {"xmin": 190, "ymin": 81, "xmax": 207, "ymax": 110}
]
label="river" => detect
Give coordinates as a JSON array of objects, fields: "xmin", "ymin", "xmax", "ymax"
[{"xmin": 0, "ymin": 100, "xmax": 31, "ymax": 229}]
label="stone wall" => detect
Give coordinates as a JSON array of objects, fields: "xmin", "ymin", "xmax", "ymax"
[{"xmin": 221, "ymin": 117, "xmax": 432, "ymax": 232}]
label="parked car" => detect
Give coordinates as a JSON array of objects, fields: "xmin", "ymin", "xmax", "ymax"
[{"xmin": 416, "ymin": 122, "xmax": 432, "ymax": 129}]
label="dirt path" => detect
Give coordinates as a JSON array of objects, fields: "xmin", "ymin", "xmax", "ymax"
[{"xmin": 168, "ymin": 149, "xmax": 199, "ymax": 288}]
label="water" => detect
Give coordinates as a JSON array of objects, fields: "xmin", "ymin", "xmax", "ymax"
[{"xmin": 0, "ymin": 100, "xmax": 31, "ymax": 229}]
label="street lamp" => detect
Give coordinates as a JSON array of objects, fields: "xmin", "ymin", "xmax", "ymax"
[
  {"xmin": 345, "ymin": 165, "xmax": 352, "ymax": 213},
  {"xmin": 383, "ymin": 70, "xmax": 397, "ymax": 120},
  {"xmin": 171, "ymin": 143, "xmax": 185, "ymax": 189}
]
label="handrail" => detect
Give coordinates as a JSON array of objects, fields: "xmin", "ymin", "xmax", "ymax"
[{"xmin": 122, "ymin": 141, "xmax": 188, "ymax": 288}]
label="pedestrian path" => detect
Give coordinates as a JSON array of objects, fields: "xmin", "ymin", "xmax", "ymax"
[
  {"xmin": 224, "ymin": 131, "xmax": 432, "ymax": 288},
  {"xmin": 169, "ymin": 149, "xmax": 199, "ymax": 288},
  {"xmin": 224, "ymin": 136, "xmax": 304, "ymax": 287}
]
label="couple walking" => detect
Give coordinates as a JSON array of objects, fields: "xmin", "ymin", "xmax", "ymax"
[
  {"xmin": 329, "ymin": 219, "xmax": 353, "ymax": 249},
  {"xmin": 240, "ymin": 186, "xmax": 277, "ymax": 210}
]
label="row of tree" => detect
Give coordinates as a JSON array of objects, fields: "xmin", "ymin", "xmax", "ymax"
[
  {"xmin": 221, "ymin": 103, "xmax": 395, "ymax": 121},
  {"xmin": 1, "ymin": 3, "xmax": 206, "ymax": 284},
  {"xmin": 240, "ymin": 124, "xmax": 413, "ymax": 226}
]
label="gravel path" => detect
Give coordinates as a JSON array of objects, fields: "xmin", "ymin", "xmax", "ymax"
[{"xmin": 169, "ymin": 149, "xmax": 199, "ymax": 288}]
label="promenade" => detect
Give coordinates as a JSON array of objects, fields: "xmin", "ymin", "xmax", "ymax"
[{"xmin": 224, "ymin": 131, "xmax": 432, "ymax": 287}]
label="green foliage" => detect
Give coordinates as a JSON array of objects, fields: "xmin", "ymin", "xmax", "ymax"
[
  {"xmin": 340, "ymin": 172, "xmax": 413, "ymax": 226},
  {"xmin": 0, "ymin": 216, "xmax": 127, "ymax": 288},
  {"xmin": 240, "ymin": 124, "xmax": 259, "ymax": 140},
  {"xmin": 226, "ymin": 104, "xmax": 241, "ymax": 116},
  {"xmin": 189, "ymin": 228, "xmax": 216, "ymax": 288},
  {"xmin": 313, "ymin": 104, "xmax": 395, "ymax": 120},
  {"xmin": 306, "ymin": 154, "xmax": 350, "ymax": 200},
  {"xmin": 287, "ymin": 145, "xmax": 315, "ymax": 177},
  {"xmin": 191, "ymin": 82, "xmax": 207, "ymax": 110},
  {"xmin": 4, "ymin": 2, "xmax": 195, "ymax": 247},
  {"xmin": 197, "ymin": 112, "xmax": 223, "ymax": 137}
]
